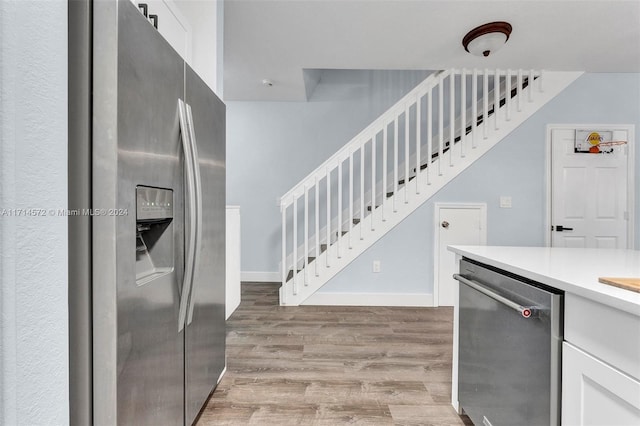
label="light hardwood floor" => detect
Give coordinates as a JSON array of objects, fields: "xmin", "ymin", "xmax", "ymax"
[{"xmin": 198, "ymin": 283, "xmax": 473, "ymax": 426}]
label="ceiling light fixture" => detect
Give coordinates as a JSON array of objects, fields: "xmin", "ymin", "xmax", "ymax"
[{"xmin": 462, "ymin": 21, "xmax": 512, "ymax": 57}]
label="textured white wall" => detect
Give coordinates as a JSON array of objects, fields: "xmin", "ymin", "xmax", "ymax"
[{"xmin": 0, "ymin": 1, "xmax": 69, "ymax": 424}]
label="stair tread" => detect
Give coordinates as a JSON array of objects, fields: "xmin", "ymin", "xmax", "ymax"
[
  {"xmin": 286, "ymin": 269, "xmax": 301, "ymax": 282},
  {"xmin": 397, "ymin": 174, "xmax": 417, "ymax": 186},
  {"xmin": 286, "ymin": 256, "xmax": 317, "ymax": 282}
]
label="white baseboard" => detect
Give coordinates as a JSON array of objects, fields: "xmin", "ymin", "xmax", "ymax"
[
  {"xmin": 240, "ymin": 271, "xmax": 280, "ymax": 282},
  {"xmin": 301, "ymin": 292, "xmax": 434, "ymax": 307}
]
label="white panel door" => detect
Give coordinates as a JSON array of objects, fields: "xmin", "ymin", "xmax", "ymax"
[
  {"xmin": 551, "ymin": 127, "xmax": 630, "ymax": 248},
  {"xmin": 435, "ymin": 205, "xmax": 486, "ymax": 306},
  {"xmin": 562, "ymin": 342, "xmax": 640, "ymax": 426}
]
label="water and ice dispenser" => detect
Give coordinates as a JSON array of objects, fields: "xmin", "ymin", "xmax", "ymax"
[{"xmin": 135, "ymin": 186, "xmax": 174, "ymax": 285}]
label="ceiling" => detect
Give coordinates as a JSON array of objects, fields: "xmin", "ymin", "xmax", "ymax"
[{"xmin": 223, "ymin": 0, "xmax": 640, "ymax": 101}]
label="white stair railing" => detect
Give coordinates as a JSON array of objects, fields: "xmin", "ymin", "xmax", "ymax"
[{"xmin": 278, "ymin": 68, "xmax": 579, "ymax": 305}]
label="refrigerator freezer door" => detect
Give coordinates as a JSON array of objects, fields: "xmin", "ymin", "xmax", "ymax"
[
  {"xmin": 92, "ymin": 1, "xmax": 186, "ymax": 424},
  {"xmin": 184, "ymin": 66, "xmax": 226, "ymax": 424}
]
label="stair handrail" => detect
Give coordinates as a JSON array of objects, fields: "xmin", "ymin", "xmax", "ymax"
[{"xmin": 279, "ymin": 69, "xmax": 450, "ymax": 209}]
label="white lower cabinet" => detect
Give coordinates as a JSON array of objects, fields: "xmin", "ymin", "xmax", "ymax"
[{"xmin": 562, "ymin": 342, "xmax": 640, "ymax": 426}]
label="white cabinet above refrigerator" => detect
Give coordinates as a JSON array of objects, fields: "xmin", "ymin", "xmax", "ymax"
[{"xmin": 129, "ymin": 0, "xmax": 192, "ymax": 63}]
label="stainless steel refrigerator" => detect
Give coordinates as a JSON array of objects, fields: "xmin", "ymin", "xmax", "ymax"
[{"xmin": 68, "ymin": 1, "xmax": 226, "ymax": 424}]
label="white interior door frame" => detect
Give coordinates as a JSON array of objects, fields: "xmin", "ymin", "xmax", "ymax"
[
  {"xmin": 433, "ymin": 203, "xmax": 487, "ymax": 307},
  {"xmin": 545, "ymin": 124, "xmax": 635, "ymax": 248}
]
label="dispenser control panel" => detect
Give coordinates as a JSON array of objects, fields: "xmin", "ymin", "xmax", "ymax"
[{"xmin": 136, "ymin": 186, "xmax": 173, "ymax": 221}]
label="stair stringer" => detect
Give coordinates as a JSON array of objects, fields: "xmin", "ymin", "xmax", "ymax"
[{"xmin": 279, "ymin": 71, "xmax": 583, "ymax": 306}]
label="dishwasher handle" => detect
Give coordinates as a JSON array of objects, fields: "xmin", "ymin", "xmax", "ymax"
[{"xmin": 453, "ymin": 274, "xmax": 538, "ymax": 318}]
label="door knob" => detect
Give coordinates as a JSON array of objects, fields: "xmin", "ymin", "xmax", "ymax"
[{"xmin": 441, "ymin": 221, "xmax": 450, "ymax": 229}]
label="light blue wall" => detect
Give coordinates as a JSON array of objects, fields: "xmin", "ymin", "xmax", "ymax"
[
  {"xmin": 227, "ymin": 69, "xmax": 432, "ymax": 272},
  {"xmin": 323, "ymin": 73, "xmax": 640, "ymax": 294},
  {"xmin": 227, "ymin": 72, "xmax": 640, "ymax": 294}
]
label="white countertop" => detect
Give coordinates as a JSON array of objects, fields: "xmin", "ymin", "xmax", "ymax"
[{"xmin": 448, "ymin": 246, "xmax": 640, "ymax": 316}]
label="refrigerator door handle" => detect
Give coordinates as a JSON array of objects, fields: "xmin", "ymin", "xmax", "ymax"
[
  {"xmin": 178, "ymin": 99, "xmax": 197, "ymax": 331},
  {"xmin": 185, "ymin": 102, "xmax": 203, "ymax": 326}
]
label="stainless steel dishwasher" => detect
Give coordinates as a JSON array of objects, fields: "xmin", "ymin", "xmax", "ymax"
[{"xmin": 454, "ymin": 258, "xmax": 563, "ymax": 426}]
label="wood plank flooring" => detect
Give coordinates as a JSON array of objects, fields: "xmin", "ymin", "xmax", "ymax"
[{"xmin": 197, "ymin": 283, "xmax": 473, "ymax": 426}]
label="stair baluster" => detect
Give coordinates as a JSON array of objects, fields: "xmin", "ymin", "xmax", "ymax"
[
  {"xmin": 438, "ymin": 76, "xmax": 444, "ymax": 176},
  {"xmin": 382, "ymin": 126, "xmax": 388, "ymax": 220},
  {"xmin": 292, "ymin": 195, "xmax": 298, "ymax": 294},
  {"xmin": 371, "ymin": 136, "xmax": 376, "ymax": 231},
  {"xmin": 483, "ymin": 69, "xmax": 489, "ymax": 139},
  {"xmin": 415, "ymin": 93, "xmax": 421, "ymax": 195},
  {"xmin": 337, "ymin": 160, "xmax": 343, "ymax": 257},
  {"xmin": 472, "ymin": 69, "xmax": 478, "ymax": 148},
  {"xmin": 325, "ymin": 167, "xmax": 330, "ymax": 268},
  {"xmin": 404, "ymin": 104, "xmax": 410, "ymax": 204},
  {"xmin": 506, "ymin": 69, "xmax": 512, "ymax": 121},
  {"xmin": 460, "ymin": 69, "xmax": 466, "ymax": 158},
  {"xmin": 359, "ymin": 146, "xmax": 365, "ymax": 240},
  {"xmin": 529, "ymin": 69, "xmax": 535, "ymax": 102},
  {"xmin": 314, "ymin": 175, "xmax": 319, "ymax": 277},
  {"xmin": 348, "ymin": 153, "xmax": 354, "ymax": 248},
  {"xmin": 449, "ymin": 73, "xmax": 455, "ymax": 168},
  {"xmin": 304, "ymin": 185, "xmax": 309, "ymax": 286},
  {"xmin": 494, "ymin": 69, "xmax": 501, "ymax": 131},
  {"xmin": 393, "ymin": 115, "xmax": 399, "ymax": 212},
  {"xmin": 426, "ymin": 88, "xmax": 432, "ymax": 185},
  {"xmin": 281, "ymin": 206, "xmax": 286, "ymax": 301},
  {"xmin": 517, "ymin": 70, "xmax": 523, "ymax": 112}
]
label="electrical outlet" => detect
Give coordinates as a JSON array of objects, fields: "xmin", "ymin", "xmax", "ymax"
[
  {"xmin": 372, "ymin": 260, "xmax": 381, "ymax": 273},
  {"xmin": 499, "ymin": 196, "xmax": 512, "ymax": 208}
]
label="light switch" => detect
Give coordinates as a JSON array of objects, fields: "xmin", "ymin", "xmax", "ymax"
[
  {"xmin": 500, "ymin": 196, "xmax": 512, "ymax": 208},
  {"xmin": 372, "ymin": 260, "xmax": 381, "ymax": 273}
]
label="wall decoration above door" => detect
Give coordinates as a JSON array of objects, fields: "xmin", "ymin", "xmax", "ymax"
[{"xmin": 574, "ymin": 129, "xmax": 627, "ymax": 154}]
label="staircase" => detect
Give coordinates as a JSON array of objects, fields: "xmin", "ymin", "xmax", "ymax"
[{"xmin": 278, "ymin": 68, "xmax": 582, "ymax": 306}]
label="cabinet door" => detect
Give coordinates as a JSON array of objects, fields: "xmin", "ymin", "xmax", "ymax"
[
  {"xmin": 129, "ymin": 0, "xmax": 192, "ymax": 62},
  {"xmin": 563, "ymin": 342, "xmax": 640, "ymax": 425}
]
